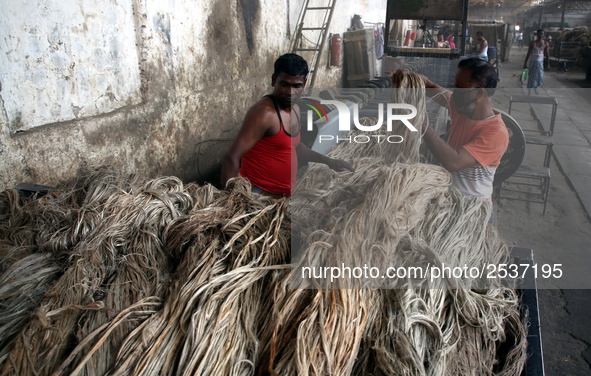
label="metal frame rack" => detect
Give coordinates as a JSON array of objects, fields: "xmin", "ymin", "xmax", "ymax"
[{"xmin": 383, "ymin": 0, "xmax": 469, "ymax": 58}]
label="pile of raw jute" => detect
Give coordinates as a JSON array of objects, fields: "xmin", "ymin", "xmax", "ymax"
[
  {"xmin": 0, "ymin": 72, "xmax": 526, "ymax": 376},
  {"xmin": 0, "ymin": 166, "xmax": 292, "ymax": 376},
  {"xmin": 284, "ymin": 73, "xmax": 526, "ymax": 376}
]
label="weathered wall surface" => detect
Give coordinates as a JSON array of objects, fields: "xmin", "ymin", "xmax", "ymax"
[
  {"xmin": 1, "ymin": 1, "xmax": 142, "ymax": 131},
  {"xmin": 0, "ymin": 0, "xmax": 387, "ymax": 190}
]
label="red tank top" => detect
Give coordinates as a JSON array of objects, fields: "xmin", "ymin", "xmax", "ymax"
[{"xmin": 240, "ymin": 95, "xmax": 300, "ymax": 196}]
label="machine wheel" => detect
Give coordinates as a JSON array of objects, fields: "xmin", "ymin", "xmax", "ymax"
[{"xmin": 493, "ymin": 109, "xmax": 526, "ymax": 187}]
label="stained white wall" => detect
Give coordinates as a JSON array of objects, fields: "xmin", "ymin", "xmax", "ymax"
[{"xmin": 0, "ymin": 0, "xmax": 142, "ymax": 131}]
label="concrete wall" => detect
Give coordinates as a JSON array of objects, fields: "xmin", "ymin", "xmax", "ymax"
[
  {"xmin": 0, "ymin": 0, "xmax": 387, "ymax": 190},
  {"xmin": 1, "ymin": 1, "xmax": 142, "ymax": 131}
]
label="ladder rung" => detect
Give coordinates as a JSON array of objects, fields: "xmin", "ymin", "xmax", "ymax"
[
  {"xmin": 307, "ymin": 7, "xmax": 331, "ymax": 9},
  {"xmin": 302, "ymin": 27, "xmax": 326, "ymax": 30},
  {"xmin": 295, "ymin": 48, "xmax": 318, "ymax": 51}
]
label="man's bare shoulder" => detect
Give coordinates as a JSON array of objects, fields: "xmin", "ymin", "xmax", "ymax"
[
  {"xmin": 249, "ymin": 96, "xmax": 274, "ymax": 110},
  {"xmin": 244, "ymin": 97, "xmax": 278, "ymax": 126}
]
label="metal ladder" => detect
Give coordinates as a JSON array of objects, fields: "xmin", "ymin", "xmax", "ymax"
[{"xmin": 290, "ymin": 0, "xmax": 337, "ymax": 90}]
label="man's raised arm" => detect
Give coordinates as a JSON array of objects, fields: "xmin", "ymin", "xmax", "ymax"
[{"xmin": 422, "ymin": 124, "xmax": 479, "ymax": 172}]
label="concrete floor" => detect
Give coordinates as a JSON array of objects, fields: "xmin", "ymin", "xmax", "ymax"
[{"xmin": 492, "ymin": 46, "xmax": 591, "ymax": 375}]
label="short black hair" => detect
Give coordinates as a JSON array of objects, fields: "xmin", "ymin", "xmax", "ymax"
[
  {"xmin": 537, "ymin": 29, "xmax": 545, "ymax": 34},
  {"xmin": 274, "ymin": 53, "xmax": 309, "ymax": 77},
  {"xmin": 476, "ymin": 31, "xmax": 484, "ymax": 36},
  {"xmin": 457, "ymin": 57, "xmax": 498, "ymax": 96}
]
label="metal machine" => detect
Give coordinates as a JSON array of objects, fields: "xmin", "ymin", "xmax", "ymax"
[
  {"xmin": 379, "ymin": 0, "xmax": 470, "ymax": 88},
  {"xmin": 384, "ymin": 0, "xmax": 469, "ymax": 59}
]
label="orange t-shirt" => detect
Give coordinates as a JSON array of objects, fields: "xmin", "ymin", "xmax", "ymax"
[{"xmin": 447, "ymin": 95, "xmax": 509, "ymax": 199}]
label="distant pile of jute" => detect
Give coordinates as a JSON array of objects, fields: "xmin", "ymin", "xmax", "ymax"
[
  {"xmin": 0, "ymin": 72, "xmax": 526, "ymax": 375},
  {"xmin": 555, "ymin": 26, "xmax": 591, "ymax": 64}
]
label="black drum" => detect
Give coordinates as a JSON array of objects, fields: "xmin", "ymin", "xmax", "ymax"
[{"xmin": 493, "ymin": 109, "xmax": 526, "ymax": 187}]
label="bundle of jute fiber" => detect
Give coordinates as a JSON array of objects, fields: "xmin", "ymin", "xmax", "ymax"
[
  {"xmin": 102, "ymin": 178, "xmax": 290, "ymax": 376},
  {"xmin": 0, "ymin": 252, "xmax": 62, "ymax": 364},
  {"xmin": 269, "ymin": 72, "xmax": 526, "ymax": 375},
  {"xmin": 0, "ymin": 168, "xmax": 291, "ymax": 376},
  {"xmin": 271, "ymin": 160, "xmax": 453, "ymax": 375},
  {"xmin": 0, "ymin": 190, "xmax": 60, "ymax": 363},
  {"xmin": 555, "ymin": 26, "xmax": 591, "ymax": 63},
  {"xmin": 54, "ymin": 176, "xmax": 197, "ymax": 376},
  {"xmin": 0, "ymin": 189, "xmax": 38, "ymax": 272},
  {"xmin": 0, "ymin": 166, "xmax": 149, "ymax": 366},
  {"xmin": 322, "ymin": 78, "xmax": 426, "ymax": 166},
  {"xmin": 0, "ymin": 167, "xmax": 199, "ymax": 376},
  {"xmin": 290, "ymin": 76, "xmax": 430, "ymax": 254},
  {"xmin": 351, "ymin": 190, "xmax": 526, "ymax": 376},
  {"xmin": 282, "ymin": 150, "xmax": 526, "ymax": 375}
]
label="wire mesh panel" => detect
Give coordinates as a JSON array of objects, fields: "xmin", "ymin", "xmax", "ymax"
[
  {"xmin": 401, "ymin": 57, "xmax": 457, "ymax": 87},
  {"xmin": 558, "ymin": 41, "xmax": 580, "ymax": 62}
]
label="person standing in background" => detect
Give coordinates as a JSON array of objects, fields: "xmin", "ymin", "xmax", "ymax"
[
  {"xmin": 435, "ymin": 33, "xmax": 449, "ymax": 48},
  {"xmin": 375, "ymin": 26, "xmax": 384, "ymax": 59},
  {"xmin": 448, "ymin": 34, "xmax": 456, "ymax": 49},
  {"xmin": 524, "ymin": 29, "xmax": 549, "ymax": 93},
  {"xmin": 544, "ymin": 34, "xmax": 552, "ymax": 70},
  {"xmin": 475, "ymin": 31, "xmax": 488, "ymax": 61}
]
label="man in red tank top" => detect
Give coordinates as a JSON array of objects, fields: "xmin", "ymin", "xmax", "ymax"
[{"xmin": 221, "ymin": 54, "xmax": 353, "ymax": 197}]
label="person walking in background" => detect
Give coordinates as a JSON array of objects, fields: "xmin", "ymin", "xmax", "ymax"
[
  {"xmin": 524, "ymin": 29, "xmax": 549, "ymax": 93},
  {"xmin": 544, "ymin": 34, "xmax": 552, "ymax": 70},
  {"xmin": 517, "ymin": 31, "xmax": 523, "ymax": 48}
]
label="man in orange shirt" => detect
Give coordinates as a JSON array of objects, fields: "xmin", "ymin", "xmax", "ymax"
[{"xmin": 392, "ymin": 58, "xmax": 508, "ymax": 223}]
